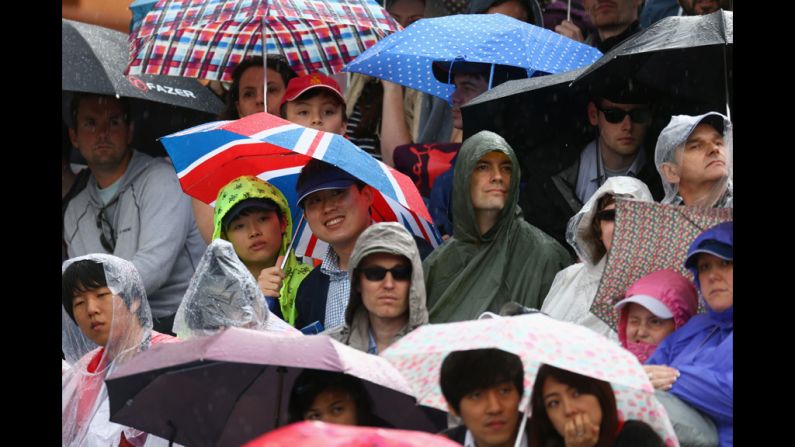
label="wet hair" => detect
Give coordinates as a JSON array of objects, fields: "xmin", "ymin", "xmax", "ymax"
[
  {"xmin": 287, "ymin": 369, "xmax": 376, "ymax": 425},
  {"xmin": 528, "ymin": 364, "xmax": 619, "ymax": 447},
  {"xmin": 440, "ymin": 348, "xmax": 524, "ymax": 414},
  {"xmin": 613, "ymin": 420, "xmax": 665, "ymax": 447},
  {"xmin": 69, "ymin": 93, "xmax": 131, "ymax": 129},
  {"xmin": 278, "ymin": 88, "xmax": 348, "ymax": 123},
  {"xmin": 62, "ymin": 260, "xmax": 109, "ymax": 323},
  {"xmin": 219, "ymin": 55, "xmax": 298, "ymax": 120}
]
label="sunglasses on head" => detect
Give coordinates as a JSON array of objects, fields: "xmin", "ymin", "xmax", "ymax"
[
  {"xmin": 595, "ymin": 209, "xmax": 616, "ymax": 222},
  {"xmin": 359, "ymin": 265, "xmax": 412, "ymax": 282},
  {"xmin": 596, "ymin": 105, "xmax": 651, "ymax": 124}
]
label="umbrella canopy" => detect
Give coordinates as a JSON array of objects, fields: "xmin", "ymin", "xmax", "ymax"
[
  {"xmin": 106, "ymin": 328, "xmax": 444, "ymax": 447},
  {"xmin": 382, "ymin": 313, "xmax": 679, "ymax": 445},
  {"xmin": 461, "ymin": 66, "xmax": 594, "ymax": 176},
  {"xmin": 63, "ymin": 18, "xmax": 223, "ymax": 114},
  {"xmin": 160, "ymin": 112, "xmax": 441, "ymax": 258},
  {"xmin": 343, "ymin": 13, "xmax": 602, "ymax": 102},
  {"xmin": 590, "ymin": 199, "xmax": 733, "ymax": 331},
  {"xmin": 243, "ymin": 420, "xmax": 461, "ymax": 447},
  {"xmin": 573, "ymin": 9, "xmax": 733, "ymax": 116},
  {"xmin": 127, "ymin": 0, "xmax": 401, "ymax": 82},
  {"xmin": 63, "ymin": 18, "xmax": 223, "ymax": 156}
]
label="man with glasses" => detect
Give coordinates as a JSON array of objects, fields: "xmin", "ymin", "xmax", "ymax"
[
  {"xmin": 63, "ymin": 93, "xmax": 206, "ymax": 334},
  {"xmin": 524, "ymin": 86, "xmax": 664, "ymax": 257},
  {"xmin": 325, "ymin": 222, "xmax": 428, "ymax": 354},
  {"xmin": 291, "ymin": 159, "xmax": 433, "ymax": 332}
]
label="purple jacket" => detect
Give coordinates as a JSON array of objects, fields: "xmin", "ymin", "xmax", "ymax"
[{"xmin": 647, "ymin": 306, "xmax": 733, "ymax": 447}]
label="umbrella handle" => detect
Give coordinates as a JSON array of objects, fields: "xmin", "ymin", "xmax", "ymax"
[
  {"xmin": 567, "ymin": 0, "xmax": 571, "ymax": 22},
  {"xmin": 514, "ymin": 397, "xmax": 531, "ymax": 447},
  {"xmin": 167, "ymin": 419, "xmax": 177, "ymax": 447},
  {"xmin": 281, "ymin": 214, "xmax": 304, "ymax": 271},
  {"xmin": 274, "ymin": 366, "xmax": 288, "ymax": 427}
]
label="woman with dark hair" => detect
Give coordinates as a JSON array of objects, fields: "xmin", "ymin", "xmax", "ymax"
[
  {"xmin": 218, "ymin": 55, "xmax": 298, "ymax": 119},
  {"xmin": 288, "ymin": 369, "xmax": 380, "ymax": 427},
  {"xmin": 529, "ymin": 364, "xmax": 619, "ymax": 447}
]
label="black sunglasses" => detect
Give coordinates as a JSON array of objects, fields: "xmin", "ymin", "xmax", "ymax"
[
  {"xmin": 596, "ymin": 105, "xmax": 651, "ymax": 124},
  {"xmin": 95, "ymin": 206, "xmax": 116, "ymax": 252},
  {"xmin": 595, "ymin": 209, "xmax": 616, "ymax": 222},
  {"xmin": 359, "ymin": 265, "xmax": 412, "ymax": 282}
]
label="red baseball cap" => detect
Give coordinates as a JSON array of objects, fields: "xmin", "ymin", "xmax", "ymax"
[{"xmin": 280, "ymin": 73, "xmax": 345, "ymax": 106}]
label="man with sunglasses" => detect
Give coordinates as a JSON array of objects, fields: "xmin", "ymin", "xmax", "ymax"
[
  {"xmin": 292, "ymin": 159, "xmax": 433, "ymax": 332},
  {"xmin": 325, "ymin": 222, "xmax": 428, "ymax": 354},
  {"xmin": 63, "ymin": 93, "xmax": 206, "ymax": 334},
  {"xmin": 525, "ymin": 87, "xmax": 664, "ymax": 257}
]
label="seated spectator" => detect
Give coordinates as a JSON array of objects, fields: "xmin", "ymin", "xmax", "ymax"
[
  {"xmin": 645, "ymin": 222, "xmax": 732, "ymax": 447},
  {"xmin": 288, "ymin": 369, "xmax": 381, "ymax": 426},
  {"xmin": 655, "ymin": 112, "xmax": 732, "ymax": 208},
  {"xmin": 439, "ymin": 349, "xmax": 529, "ymax": 446},
  {"xmin": 325, "ymin": 222, "xmax": 428, "ymax": 354},
  {"xmin": 614, "ymin": 270, "xmax": 698, "ymax": 364},
  {"xmin": 423, "ymin": 131, "xmax": 570, "ymax": 323},
  {"xmin": 541, "ymin": 176, "xmax": 653, "ymax": 339},
  {"xmin": 62, "ymin": 254, "xmax": 178, "ymax": 446},
  {"xmin": 280, "ymin": 73, "xmax": 348, "ymax": 135},
  {"xmin": 528, "ymin": 364, "xmax": 664, "ymax": 447},
  {"xmin": 211, "ymin": 176, "xmax": 312, "ymax": 325}
]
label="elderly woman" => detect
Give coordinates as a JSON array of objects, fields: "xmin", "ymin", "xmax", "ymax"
[
  {"xmin": 541, "ymin": 177, "xmax": 654, "ymax": 339},
  {"xmin": 645, "ymin": 222, "xmax": 733, "ymax": 447},
  {"xmin": 62, "ymin": 254, "xmax": 178, "ymax": 446}
]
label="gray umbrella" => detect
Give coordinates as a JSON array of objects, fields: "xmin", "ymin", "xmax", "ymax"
[{"xmin": 62, "ymin": 18, "xmax": 223, "ymax": 156}]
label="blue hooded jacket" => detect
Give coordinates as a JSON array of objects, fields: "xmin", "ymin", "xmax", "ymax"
[{"xmin": 647, "ymin": 222, "xmax": 733, "ymax": 447}]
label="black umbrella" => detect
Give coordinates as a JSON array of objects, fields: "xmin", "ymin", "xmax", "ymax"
[
  {"xmin": 62, "ymin": 18, "xmax": 224, "ymax": 156},
  {"xmin": 572, "ymin": 9, "xmax": 733, "ymax": 117},
  {"xmin": 462, "ymin": 67, "xmax": 594, "ymax": 178}
]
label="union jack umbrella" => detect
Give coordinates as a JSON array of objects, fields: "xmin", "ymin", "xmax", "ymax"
[
  {"xmin": 161, "ymin": 112, "xmax": 441, "ymax": 259},
  {"xmin": 127, "ymin": 0, "xmax": 402, "ymax": 82}
]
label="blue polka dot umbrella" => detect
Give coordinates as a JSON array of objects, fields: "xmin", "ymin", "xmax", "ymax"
[{"xmin": 343, "ymin": 13, "xmax": 603, "ymax": 103}]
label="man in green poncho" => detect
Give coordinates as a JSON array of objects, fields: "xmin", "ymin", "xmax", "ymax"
[
  {"xmin": 212, "ymin": 175, "xmax": 312, "ymax": 326},
  {"xmin": 423, "ymin": 131, "xmax": 572, "ymax": 323}
]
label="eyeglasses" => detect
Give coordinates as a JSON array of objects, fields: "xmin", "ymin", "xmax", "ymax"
[
  {"xmin": 95, "ymin": 205, "xmax": 116, "ymax": 252},
  {"xmin": 595, "ymin": 209, "xmax": 616, "ymax": 222},
  {"xmin": 596, "ymin": 105, "xmax": 651, "ymax": 124},
  {"xmin": 359, "ymin": 265, "xmax": 412, "ymax": 282}
]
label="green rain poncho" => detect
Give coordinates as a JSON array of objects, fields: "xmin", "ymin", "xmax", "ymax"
[
  {"xmin": 423, "ymin": 131, "xmax": 572, "ymax": 323},
  {"xmin": 213, "ymin": 176, "xmax": 312, "ymax": 326}
]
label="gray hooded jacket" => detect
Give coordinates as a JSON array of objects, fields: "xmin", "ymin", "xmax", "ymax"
[
  {"xmin": 64, "ymin": 150, "xmax": 207, "ymax": 318},
  {"xmin": 325, "ymin": 222, "xmax": 428, "ymax": 353}
]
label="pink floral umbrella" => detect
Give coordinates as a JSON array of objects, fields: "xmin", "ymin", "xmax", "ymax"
[
  {"xmin": 381, "ymin": 313, "xmax": 680, "ymax": 446},
  {"xmin": 243, "ymin": 420, "xmax": 461, "ymax": 447}
]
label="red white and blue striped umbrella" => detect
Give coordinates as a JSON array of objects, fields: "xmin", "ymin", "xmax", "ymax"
[
  {"xmin": 162, "ymin": 112, "xmax": 441, "ymax": 259},
  {"xmin": 127, "ymin": 0, "xmax": 401, "ymax": 82}
]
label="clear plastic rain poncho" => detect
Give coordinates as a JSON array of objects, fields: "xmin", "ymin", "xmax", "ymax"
[
  {"xmin": 172, "ymin": 239, "xmax": 298, "ymax": 339},
  {"xmin": 62, "ymin": 254, "xmax": 155, "ymax": 447},
  {"xmin": 654, "ymin": 112, "xmax": 733, "ymax": 208},
  {"xmin": 541, "ymin": 177, "xmax": 654, "ymax": 339}
]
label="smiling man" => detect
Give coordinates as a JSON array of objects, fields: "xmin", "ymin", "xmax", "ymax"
[
  {"xmin": 423, "ymin": 131, "xmax": 571, "ymax": 323},
  {"xmin": 292, "ymin": 160, "xmax": 432, "ymax": 331},
  {"xmin": 439, "ymin": 349, "xmax": 529, "ymax": 447},
  {"xmin": 655, "ymin": 112, "xmax": 733, "ymax": 208},
  {"xmin": 63, "ymin": 93, "xmax": 206, "ymax": 334},
  {"xmin": 325, "ymin": 222, "xmax": 428, "ymax": 354}
]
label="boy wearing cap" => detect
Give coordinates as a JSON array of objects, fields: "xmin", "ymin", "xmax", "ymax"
[
  {"xmin": 644, "ymin": 221, "xmax": 732, "ymax": 447},
  {"xmin": 292, "ymin": 159, "xmax": 433, "ymax": 331},
  {"xmin": 655, "ymin": 111, "xmax": 733, "ymax": 208},
  {"xmin": 280, "ymin": 73, "xmax": 348, "ymax": 135},
  {"xmin": 212, "ymin": 176, "xmax": 312, "ymax": 325}
]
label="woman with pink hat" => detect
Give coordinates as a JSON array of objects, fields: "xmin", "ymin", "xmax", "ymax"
[{"xmin": 614, "ymin": 270, "xmax": 698, "ymax": 365}]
